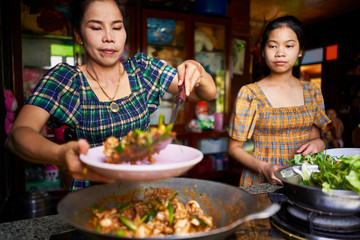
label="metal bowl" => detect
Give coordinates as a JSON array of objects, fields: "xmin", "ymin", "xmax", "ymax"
[{"xmin": 277, "ymin": 166, "xmax": 360, "ymax": 214}]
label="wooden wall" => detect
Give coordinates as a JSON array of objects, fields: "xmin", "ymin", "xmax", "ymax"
[{"xmin": 226, "ymin": 0, "xmax": 251, "ymax": 123}]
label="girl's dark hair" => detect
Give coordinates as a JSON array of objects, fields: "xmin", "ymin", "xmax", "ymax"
[
  {"xmin": 258, "ymin": 15, "xmax": 304, "ymax": 78},
  {"xmin": 69, "ymin": 0, "xmax": 126, "ymax": 33},
  {"xmin": 260, "ymin": 15, "xmax": 305, "ymax": 53}
]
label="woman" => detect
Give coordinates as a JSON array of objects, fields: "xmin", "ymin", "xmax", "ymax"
[
  {"xmin": 322, "ymin": 108, "xmax": 344, "ymax": 148},
  {"xmin": 7, "ymin": 0, "xmax": 216, "ymax": 191},
  {"xmin": 228, "ymin": 15, "xmax": 330, "ymax": 186}
]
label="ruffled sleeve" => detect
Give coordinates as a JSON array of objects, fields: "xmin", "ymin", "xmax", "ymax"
[
  {"xmin": 130, "ymin": 52, "xmax": 176, "ymax": 114},
  {"xmin": 228, "ymin": 84, "xmax": 259, "ymax": 141},
  {"xmin": 307, "ymin": 81, "xmax": 331, "ymax": 130},
  {"xmin": 25, "ymin": 63, "xmax": 82, "ymax": 126}
]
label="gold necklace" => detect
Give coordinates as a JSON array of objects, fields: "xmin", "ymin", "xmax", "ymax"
[{"xmin": 86, "ymin": 65, "xmax": 121, "ymax": 113}]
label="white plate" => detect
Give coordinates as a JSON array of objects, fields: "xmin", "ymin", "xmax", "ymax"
[
  {"xmin": 324, "ymin": 148, "xmax": 360, "ymax": 158},
  {"xmin": 80, "ymin": 144, "xmax": 203, "ymax": 181}
]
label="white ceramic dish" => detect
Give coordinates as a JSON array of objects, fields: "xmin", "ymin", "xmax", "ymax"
[
  {"xmin": 80, "ymin": 144, "xmax": 203, "ymax": 181},
  {"xmin": 324, "ymin": 148, "xmax": 360, "ymax": 158}
]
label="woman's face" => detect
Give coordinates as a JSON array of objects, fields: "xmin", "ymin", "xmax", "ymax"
[
  {"xmin": 263, "ymin": 26, "xmax": 302, "ymax": 74},
  {"xmin": 76, "ymin": 0, "xmax": 127, "ymax": 67},
  {"xmin": 327, "ymin": 109, "xmax": 337, "ymax": 120}
]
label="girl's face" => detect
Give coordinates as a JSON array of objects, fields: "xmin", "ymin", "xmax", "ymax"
[
  {"xmin": 263, "ymin": 26, "xmax": 302, "ymax": 74},
  {"xmin": 75, "ymin": 0, "xmax": 127, "ymax": 67}
]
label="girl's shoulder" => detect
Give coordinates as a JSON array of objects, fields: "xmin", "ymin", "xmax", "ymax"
[
  {"xmin": 239, "ymin": 82, "xmax": 262, "ymax": 96},
  {"xmin": 299, "ymin": 79, "xmax": 321, "ymax": 91}
]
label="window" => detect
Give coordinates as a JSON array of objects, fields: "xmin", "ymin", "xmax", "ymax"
[
  {"xmin": 301, "ymin": 47, "xmax": 323, "ymax": 65},
  {"xmin": 50, "ymin": 44, "xmax": 74, "ymax": 67}
]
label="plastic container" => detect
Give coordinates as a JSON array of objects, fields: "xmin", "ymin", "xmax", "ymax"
[{"xmin": 215, "ymin": 153, "xmax": 223, "ymax": 171}]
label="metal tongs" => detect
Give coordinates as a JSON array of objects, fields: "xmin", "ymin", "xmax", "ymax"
[
  {"xmin": 112, "ymin": 85, "xmax": 186, "ymax": 163},
  {"xmin": 169, "ymin": 84, "xmax": 186, "ymax": 124}
]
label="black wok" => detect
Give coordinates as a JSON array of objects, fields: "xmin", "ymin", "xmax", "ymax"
[
  {"xmin": 277, "ymin": 166, "xmax": 360, "ymax": 214},
  {"xmin": 57, "ymin": 177, "xmax": 280, "ymax": 240}
]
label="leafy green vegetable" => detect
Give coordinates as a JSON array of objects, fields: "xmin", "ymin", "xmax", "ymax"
[
  {"xmin": 291, "ymin": 153, "xmax": 360, "ymax": 195},
  {"xmin": 286, "ymin": 152, "xmax": 336, "ymax": 166}
]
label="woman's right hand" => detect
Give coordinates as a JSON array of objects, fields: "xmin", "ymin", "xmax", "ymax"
[{"xmin": 60, "ymin": 139, "xmax": 116, "ymax": 183}]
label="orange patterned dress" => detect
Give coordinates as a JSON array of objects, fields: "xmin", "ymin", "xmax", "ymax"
[{"xmin": 228, "ymin": 80, "xmax": 330, "ymax": 186}]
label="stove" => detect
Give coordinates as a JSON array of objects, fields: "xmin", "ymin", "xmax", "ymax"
[{"xmin": 269, "ymin": 189, "xmax": 360, "ymax": 240}]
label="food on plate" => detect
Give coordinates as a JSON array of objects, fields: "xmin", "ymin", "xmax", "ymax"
[
  {"xmin": 288, "ymin": 153, "xmax": 360, "ymax": 195},
  {"xmin": 103, "ymin": 114, "xmax": 175, "ymax": 164},
  {"xmin": 87, "ymin": 194, "xmax": 214, "ymax": 237}
]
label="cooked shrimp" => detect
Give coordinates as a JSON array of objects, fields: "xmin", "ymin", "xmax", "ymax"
[
  {"xmin": 103, "ymin": 136, "xmax": 118, "ymax": 157},
  {"xmin": 185, "ymin": 200, "xmax": 204, "ymax": 215},
  {"xmin": 173, "ymin": 218, "xmax": 191, "ymax": 235},
  {"xmin": 173, "ymin": 199, "xmax": 188, "ymax": 219}
]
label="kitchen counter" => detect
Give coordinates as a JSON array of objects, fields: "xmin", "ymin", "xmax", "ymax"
[{"xmin": 0, "ymin": 183, "xmax": 283, "ymax": 240}]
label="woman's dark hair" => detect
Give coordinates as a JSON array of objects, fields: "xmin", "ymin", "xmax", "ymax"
[
  {"xmin": 260, "ymin": 15, "xmax": 305, "ymax": 53},
  {"xmin": 69, "ymin": 0, "xmax": 126, "ymax": 33}
]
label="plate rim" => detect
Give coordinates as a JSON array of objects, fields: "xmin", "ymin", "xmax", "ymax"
[{"xmin": 80, "ymin": 143, "xmax": 204, "ymax": 172}]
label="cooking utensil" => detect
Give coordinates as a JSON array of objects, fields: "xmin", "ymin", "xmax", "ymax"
[
  {"xmin": 325, "ymin": 148, "xmax": 360, "ymax": 158},
  {"xmin": 80, "ymin": 144, "xmax": 203, "ymax": 181},
  {"xmin": 57, "ymin": 178, "xmax": 280, "ymax": 240},
  {"xmin": 277, "ymin": 166, "xmax": 360, "ymax": 214},
  {"xmin": 169, "ymin": 84, "xmax": 186, "ymax": 124}
]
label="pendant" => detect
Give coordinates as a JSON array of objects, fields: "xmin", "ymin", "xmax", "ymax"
[{"xmin": 110, "ymin": 102, "xmax": 119, "ymax": 113}]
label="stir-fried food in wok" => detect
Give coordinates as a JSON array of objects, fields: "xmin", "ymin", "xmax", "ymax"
[
  {"xmin": 103, "ymin": 115, "xmax": 175, "ymax": 164},
  {"xmin": 87, "ymin": 195, "xmax": 214, "ymax": 237}
]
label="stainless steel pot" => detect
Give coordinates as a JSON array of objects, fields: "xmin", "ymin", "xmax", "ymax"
[
  {"xmin": 57, "ymin": 177, "xmax": 280, "ymax": 240},
  {"xmin": 277, "ymin": 166, "xmax": 360, "ymax": 214}
]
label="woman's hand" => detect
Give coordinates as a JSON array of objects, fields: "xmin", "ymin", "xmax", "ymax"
[
  {"xmin": 59, "ymin": 139, "xmax": 116, "ymax": 183},
  {"xmin": 170, "ymin": 60, "xmax": 216, "ymax": 101},
  {"xmin": 176, "ymin": 60, "xmax": 202, "ymax": 96}
]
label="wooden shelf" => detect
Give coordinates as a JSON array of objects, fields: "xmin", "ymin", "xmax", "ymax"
[{"xmin": 174, "ymin": 129, "xmax": 228, "ymax": 147}]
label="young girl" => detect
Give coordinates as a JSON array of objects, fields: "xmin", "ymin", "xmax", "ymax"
[{"xmin": 228, "ymin": 15, "xmax": 330, "ymax": 186}]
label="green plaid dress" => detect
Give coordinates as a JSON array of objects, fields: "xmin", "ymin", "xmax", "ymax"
[
  {"xmin": 228, "ymin": 80, "xmax": 330, "ymax": 186},
  {"xmin": 25, "ymin": 52, "xmax": 176, "ymax": 191}
]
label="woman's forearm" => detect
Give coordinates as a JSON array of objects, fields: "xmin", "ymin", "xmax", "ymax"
[
  {"xmin": 7, "ymin": 126, "xmax": 64, "ymax": 166},
  {"xmin": 192, "ymin": 71, "xmax": 217, "ymax": 101}
]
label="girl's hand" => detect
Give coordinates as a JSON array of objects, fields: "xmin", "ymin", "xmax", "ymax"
[
  {"xmin": 60, "ymin": 139, "xmax": 116, "ymax": 183},
  {"xmin": 260, "ymin": 163, "xmax": 284, "ymax": 185},
  {"xmin": 296, "ymin": 138, "xmax": 325, "ymax": 156}
]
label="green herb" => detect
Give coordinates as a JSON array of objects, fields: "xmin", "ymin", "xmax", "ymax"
[
  {"xmin": 119, "ymin": 216, "xmax": 137, "ymax": 231},
  {"xmin": 294, "ymin": 154, "xmax": 360, "ymax": 195},
  {"xmin": 168, "ymin": 203, "xmax": 174, "ymax": 226},
  {"xmin": 116, "ymin": 230, "xmax": 124, "ymax": 236},
  {"xmin": 190, "ymin": 216, "xmax": 209, "ymax": 227}
]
